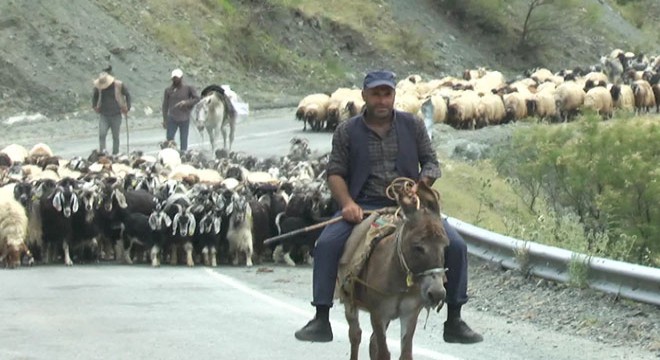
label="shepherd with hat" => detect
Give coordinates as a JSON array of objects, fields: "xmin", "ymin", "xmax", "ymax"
[
  {"xmin": 293, "ymin": 70, "xmax": 483, "ymax": 345},
  {"xmin": 92, "ymin": 66, "xmax": 131, "ymax": 155},
  {"xmin": 161, "ymin": 68, "xmax": 200, "ymax": 151}
]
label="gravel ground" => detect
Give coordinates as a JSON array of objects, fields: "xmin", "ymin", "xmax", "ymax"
[{"xmin": 467, "ymin": 256, "xmax": 660, "ymax": 355}]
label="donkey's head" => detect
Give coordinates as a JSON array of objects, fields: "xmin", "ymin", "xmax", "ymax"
[{"xmin": 396, "ymin": 179, "xmax": 449, "ymax": 309}]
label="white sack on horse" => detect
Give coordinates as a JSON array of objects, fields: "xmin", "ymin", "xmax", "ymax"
[{"xmin": 221, "ymin": 84, "xmax": 249, "ymax": 117}]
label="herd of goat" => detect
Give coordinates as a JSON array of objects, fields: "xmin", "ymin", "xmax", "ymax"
[
  {"xmin": 0, "ymin": 138, "xmax": 335, "ymax": 268},
  {"xmin": 296, "ymin": 49, "xmax": 660, "ymax": 131}
]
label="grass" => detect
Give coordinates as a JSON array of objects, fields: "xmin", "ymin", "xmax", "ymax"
[
  {"xmin": 271, "ymin": 0, "xmax": 434, "ymax": 68},
  {"xmin": 435, "ymin": 159, "xmax": 537, "ymax": 233},
  {"xmin": 568, "ymin": 254, "xmax": 590, "ymax": 288}
]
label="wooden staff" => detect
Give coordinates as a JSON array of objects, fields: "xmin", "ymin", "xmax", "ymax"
[
  {"xmin": 263, "ymin": 208, "xmax": 394, "ymax": 246},
  {"xmin": 263, "ymin": 216, "xmax": 344, "ymax": 246}
]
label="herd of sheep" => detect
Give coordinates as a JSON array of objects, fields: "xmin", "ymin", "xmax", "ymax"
[
  {"xmin": 296, "ymin": 49, "xmax": 660, "ymax": 131},
  {"xmin": 0, "ymin": 139, "xmax": 332, "ymax": 269}
]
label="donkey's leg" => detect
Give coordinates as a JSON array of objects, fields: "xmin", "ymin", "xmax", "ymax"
[
  {"xmin": 208, "ymin": 127, "xmax": 215, "ymax": 152},
  {"xmin": 228, "ymin": 118, "xmax": 235, "ymax": 151},
  {"xmin": 344, "ymin": 303, "xmax": 361, "ymax": 360},
  {"xmin": 399, "ymin": 309, "xmax": 422, "ymax": 360},
  {"xmin": 221, "ymin": 124, "xmax": 228, "ymax": 150},
  {"xmin": 369, "ymin": 315, "xmax": 390, "ymax": 360}
]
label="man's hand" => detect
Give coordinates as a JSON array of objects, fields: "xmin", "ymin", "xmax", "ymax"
[
  {"xmin": 341, "ymin": 201, "xmax": 363, "ymax": 224},
  {"xmin": 94, "ymin": 107, "xmax": 100, "ymax": 113},
  {"xmin": 121, "ymin": 106, "xmax": 129, "ymax": 115},
  {"xmin": 174, "ymin": 100, "xmax": 187, "ymax": 109}
]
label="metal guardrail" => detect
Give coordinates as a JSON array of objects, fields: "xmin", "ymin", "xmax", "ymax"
[{"xmin": 445, "ymin": 216, "xmax": 660, "ymax": 307}]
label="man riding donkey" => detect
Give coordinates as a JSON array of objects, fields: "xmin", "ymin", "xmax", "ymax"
[
  {"xmin": 92, "ymin": 66, "xmax": 131, "ymax": 155},
  {"xmin": 295, "ymin": 70, "xmax": 483, "ymax": 345}
]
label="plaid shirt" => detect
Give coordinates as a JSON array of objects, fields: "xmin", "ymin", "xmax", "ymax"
[{"xmin": 327, "ymin": 111, "xmax": 441, "ymax": 199}]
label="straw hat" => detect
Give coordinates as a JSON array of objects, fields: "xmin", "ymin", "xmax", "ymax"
[{"xmin": 94, "ymin": 72, "xmax": 115, "ymax": 90}]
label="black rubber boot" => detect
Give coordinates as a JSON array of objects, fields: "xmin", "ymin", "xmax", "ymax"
[
  {"xmin": 443, "ymin": 319, "xmax": 483, "ymax": 344},
  {"xmin": 294, "ymin": 317, "xmax": 333, "ymax": 342},
  {"xmin": 295, "ymin": 305, "xmax": 333, "ymax": 342},
  {"xmin": 443, "ymin": 304, "xmax": 483, "ymax": 344}
]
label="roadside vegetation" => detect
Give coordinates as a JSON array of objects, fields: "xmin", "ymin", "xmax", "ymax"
[{"xmin": 440, "ymin": 113, "xmax": 660, "ymax": 267}]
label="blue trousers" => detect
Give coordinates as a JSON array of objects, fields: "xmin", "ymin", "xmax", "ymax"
[
  {"xmin": 312, "ymin": 208, "xmax": 469, "ymax": 307},
  {"xmin": 166, "ymin": 118, "xmax": 190, "ymax": 151}
]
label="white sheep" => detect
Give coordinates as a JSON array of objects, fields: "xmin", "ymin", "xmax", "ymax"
[
  {"xmin": 394, "ymin": 93, "xmax": 422, "ymax": 115},
  {"xmin": 527, "ymin": 89, "xmax": 558, "ymax": 122},
  {"xmin": 462, "ymin": 67, "xmax": 487, "ymax": 81},
  {"xmin": 584, "ymin": 72, "xmax": 609, "ymax": 85},
  {"xmin": 554, "ymin": 81, "xmax": 585, "ymax": 121},
  {"xmin": 530, "ymin": 68, "xmax": 554, "ymax": 83},
  {"xmin": 471, "ymin": 71, "xmax": 506, "ymax": 94},
  {"xmin": 503, "ymin": 92, "xmax": 529, "ymax": 123},
  {"xmin": 338, "ymin": 91, "xmax": 365, "ymax": 123},
  {"xmin": 476, "ymin": 93, "xmax": 506, "ymax": 127},
  {"xmin": 631, "ymin": 80, "xmax": 656, "ymax": 114},
  {"xmin": 609, "ymin": 84, "xmax": 635, "ymax": 111},
  {"xmin": 447, "ymin": 91, "xmax": 480, "ymax": 129},
  {"xmin": 0, "ymin": 197, "xmax": 29, "ymax": 268},
  {"xmin": 157, "ymin": 148, "xmax": 182, "ymax": 170},
  {"xmin": 584, "ymin": 86, "xmax": 613, "ymax": 119},
  {"xmin": 1, "ymin": 144, "xmax": 29, "ymax": 164},
  {"xmin": 28, "ymin": 143, "xmax": 54, "ymax": 158},
  {"xmin": 196, "ymin": 168, "xmax": 223, "ymax": 184},
  {"xmin": 296, "ymin": 93, "xmax": 330, "ymax": 131},
  {"xmin": 419, "ymin": 93, "xmax": 448, "ymax": 124}
]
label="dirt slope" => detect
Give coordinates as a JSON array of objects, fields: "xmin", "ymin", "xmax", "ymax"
[{"xmin": 0, "ymin": 0, "xmax": 656, "ymax": 120}]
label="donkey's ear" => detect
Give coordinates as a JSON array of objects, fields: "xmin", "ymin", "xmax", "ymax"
[
  {"xmin": 416, "ymin": 181, "xmax": 441, "ymax": 215},
  {"xmin": 398, "ymin": 192, "xmax": 418, "ymax": 218}
]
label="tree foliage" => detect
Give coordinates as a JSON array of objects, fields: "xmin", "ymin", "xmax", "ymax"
[{"xmin": 495, "ymin": 116, "xmax": 660, "ymax": 266}]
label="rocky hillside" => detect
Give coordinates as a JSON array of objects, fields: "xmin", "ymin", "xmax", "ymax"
[{"xmin": 0, "ymin": 0, "xmax": 657, "ymax": 119}]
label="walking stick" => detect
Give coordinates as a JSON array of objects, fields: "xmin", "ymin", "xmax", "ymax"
[
  {"xmin": 262, "ymin": 208, "xmax": 393, "ymax": 246},
  {"xmin": 124, "ymin": 113, "xmax": 130, "ymax": 154},
  {"xmin": 263, "ymin": 216, "xmax": 344, "ymax": 246}
]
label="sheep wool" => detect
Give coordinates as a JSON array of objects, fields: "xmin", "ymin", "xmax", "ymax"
[{"xmin": 0, "ymin": 197, "xmax": 29, "ymax": 268}]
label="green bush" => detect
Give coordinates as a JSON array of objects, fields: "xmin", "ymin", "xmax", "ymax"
[{"xmin": 494, "ymin": 115, "xmax": 660, "ymax": 266}]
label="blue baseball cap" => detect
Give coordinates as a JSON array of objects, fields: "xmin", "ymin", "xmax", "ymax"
[{"xmin": 363, "ymin": 70, "xmax": 396, "ymax": 90}]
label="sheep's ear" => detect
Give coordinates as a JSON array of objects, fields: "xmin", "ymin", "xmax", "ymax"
[
  {"xmin": 34, "ymin": 183, "xmax": 45, "ymax": 198},
  {"xmin": 172, "ymin": 213, "xmax": 181, "ymax": 235},
  {"xmin": 52, "ymin": 191, "xmax": 63, "ymax": 212},
  {"xmin": 113, "ymin": 190, "xmax": 128, "ymax": 208},
  {"xmin": 213, "ymin": 217, "xmax": 222, "ymax": 234},
  {"xmin": 187, "ymin": 214, "xmax": 196, "ymax": 236},
  {"xmin": 71, "ymin": 194, "xmax": 79, "ymax": 213},
  {"xmin": 161, "ymin": 213, "xmax": 172, "ymax": 228},
  {"xmin": 148, "ymin": 213, "xmax": 159, "ymax": 230}
]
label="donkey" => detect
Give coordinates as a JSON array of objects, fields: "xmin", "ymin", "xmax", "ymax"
[
  {"xmin": 339, "ymin": 179, "xmax": 449, "ymax": 360},
  {"xmin": 191, "ymin": 84, "xmax": 238, "ymax": 151}
]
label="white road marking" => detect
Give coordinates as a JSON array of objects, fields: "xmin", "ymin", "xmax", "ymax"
[{"xmin": 204, "ymin": 268, "xmax": 462, "ymax": 360}]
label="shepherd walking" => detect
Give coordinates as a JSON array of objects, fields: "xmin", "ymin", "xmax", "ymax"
[
  {"xmin": 92, "ymin": 68, "xmax": 131, "ymax": 155},
  {"xmin": 162, "ymin": 68, "xmax": 199, "ymax": 151}
]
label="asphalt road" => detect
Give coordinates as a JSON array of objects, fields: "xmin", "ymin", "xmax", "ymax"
[
  {"xmin": 1, "ymin": 265, "xmax": 652, "ymax": 360},
  {"xmin": 1, "ymin": 110, "xmax": 655, "ymax": 360}
]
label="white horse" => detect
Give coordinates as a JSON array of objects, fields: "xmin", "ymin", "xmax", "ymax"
[{"xmin": 191, "ymin": 85, "xmax": 238, "ymax": 151}]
